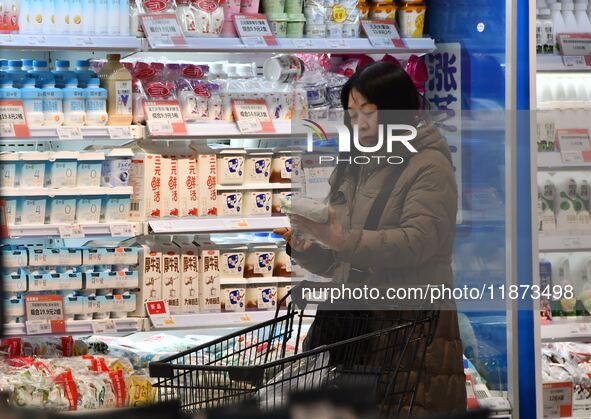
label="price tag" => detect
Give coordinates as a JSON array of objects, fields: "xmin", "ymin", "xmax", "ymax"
[
  {"xmin": 238, "ymin": 314, "xmax": 252, "ymax": 323},
  {"xmin": 141, "ymin": 13, "xmax": 186, "ymax": 47},
  {"xmin": 232, "ymin": 99, "xmax": 275, "ymax": 134},
  {"xmin": 557, "ymin": 129, "xmax": 591, "ymax": 163},
  {"xmin": 26, "ymin": 320, "xmax": 52, "ymax": 335},
  {"xmin": 562, "ymin": 55, "xmax": 590, "ymax": 68},
  {"xmin": 91, "ymin": 319, "xmax": 117, "ymax": 334},
  {"xmin": 110, "ymin": 223, "xmax": 134, "ymax": 237},
  {"xmin": 559, "ymin": 33, "xmax": 591, "ymax": 56},
  {"xmin": 57, "ymin": 127, "xmax": 83, "ymax": 140},
  {"xmin": 27, "ymin": 35, "xmax": 46, "ymax": 46},
  {"xmin": 25, "ymin": 295, "xmax": 66, "ymax": 335},
  {"xmin": 292, "ymin": 39, "xmax": 314, "ymax": 48},
  {"xmin": 361, "ymin": 20, "xmax": 405, "ymax": 48},
  {"xmin": 146, "ymin": 300, "xmax": 176, "ymax": 328},
  {"xmin": 108, "ymin": 126, "xmax": 132, "ymax": 139},
  {"xmin": 542, "ymin": 382, "xmax": 573, "ymax": 418},
  {"xmin": 144, "ymin": 100, "xmax": 187, "ymax": 136},
  {"xmin": 563, "ymin": 236, "xmax": 582, "ymax": 248},
  {"xmin": 0, "ymin": 100, "xmax": 29, "ymax": 137},
  {"xmin": 0, "ymin": 35, "xmax": 13, "ymax": 45},
  {"xmin": 225, "ymin": 218, "xmax": 250, "ymax": 229},
  {"xmin": 73, "ymin": 37, "xmax": 94, "ymax": 47},
  {"xmin": 234, "ymin": 14, "xmax": 278, "ymax": 47},
  {"xmin": 58, "ymin": 224, "xmax": 84, "ymax": 239},
  {"xmin": 327, "ymin": 39, "xmax": 347, "ymax": 48}
]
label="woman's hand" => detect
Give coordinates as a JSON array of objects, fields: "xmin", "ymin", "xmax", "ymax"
[
  {"xmin": 290, "ymin": 207, "xmax": 346, "ymax": 251},
  {"xmin": 273, "ymin": 227, "xmax": 313, "ymax": 252}
]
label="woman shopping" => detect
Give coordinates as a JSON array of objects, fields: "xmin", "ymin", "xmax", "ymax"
[{"xmin": 274, "ymin": 61, "xmax": 467, "ymax": 416}]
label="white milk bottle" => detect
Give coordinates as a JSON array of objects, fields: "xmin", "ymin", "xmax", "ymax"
[
  {"xmin": 63, "ymin": 79, "xmax": 86, "ymax": 126},
  {"xmin": 85, "ymin": 78, "xmax": 109, "ymax": 125},
  {"xmin": 41, "ymin": 80, "xmax": 64, "ymax": 127}
]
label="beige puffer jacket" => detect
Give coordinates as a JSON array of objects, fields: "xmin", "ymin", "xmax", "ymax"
[{"xmin": 292, "ymin": 123, "xmax": 467, "ymax": 416}]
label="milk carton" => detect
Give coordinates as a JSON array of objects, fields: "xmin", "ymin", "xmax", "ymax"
[
  {"xmin": 129, "ymin": 152, "xmax": 162, "ymax": 220},
  {"xmin": 174, "ymin": 238, "xmax": 200, "ymax": 313},
  {"xmin": 177, "ymin": 156, "xmax": 199, "ymax": 217},
  {"xmin": 159, "ymin": 241, "xmax": 182, "ymax": 314},
  {"xmin": 198, "ymin": 246, "xmax": 221, "ymax": 312},
  {"xmin": 161, "ymin": 155, "xmax": 180, "ymax": 217},
  {"xmin": 197, "ymin": 154, "xmax": 218, "ymax": 216},
  {"xmin": 130, "ymin": 244, "xmax": 162, "ymax": 317}
]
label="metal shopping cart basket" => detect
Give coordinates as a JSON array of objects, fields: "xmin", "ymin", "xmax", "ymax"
[{"xmin": 149, "ymin": 281, "xmax": 441, "ymax": 418}]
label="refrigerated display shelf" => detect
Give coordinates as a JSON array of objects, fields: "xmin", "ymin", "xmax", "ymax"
[
  {"xmin": 0, "ymin": 34, "xmax": 143, "ymax": 51},
  {"xmin": 216, "ymin": 183, "xmax": 293, "ymax": 191},
  {"xmin": 539, "ymin": 231, "xmax": 591, "ymax": 251},
  {"xmin": 541, "ymin": 317, "xmax": 591, "ymax": 342},
  {"xmin": 537, "ymin": 54, "xmax": 591, "ymax": 72},
  {"xmin": 146, "ymin": 36, "xmax": 436, "ymax": 55},
  {"xmin": 3, "ymin": 318, "xmax": 143, "ymax": 337},
  {"xmin": 7, "ymin": 222, "xmax": 145, "ymax": 238},
  {"xmin": 1, "ymin": 187, "xmax": 133, "ymax": 197},
  {"xmin": 538, "ymin": 152, "xmax": 591, "ymax": 170},
  {"xmin": 25, "ymin": 126, "xmax": 144, "ymax": 140},
  {"xmin": 148, "ymin": 215, "xmax": 290, "ymax": 233},
  {"xmin": 147, "ymin": 121, "xmax": 298, "ymax": 140}
]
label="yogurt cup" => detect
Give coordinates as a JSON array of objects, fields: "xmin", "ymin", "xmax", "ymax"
[
  {"xmin": 272, "ymin": 190, "xmax": 293, "ymax": 214},
  {"xmin": 46, "ymin": 197, "xmax": 77, "ymax": 224},
  {"xmin": 268, "ymin": 13, "xmax": 289, "ymax": 37},
  {"xmin": 262, "ymin": 0, "xmax": 285, "ymax": 14},
  {"xmin": 101, "ymin": 148, "xmax": 133, "ymax": 187},
  {"xmin": 286, "ymin": 13, "xmax": 306, "ymax": 37},
  {"xmin": 221, "ymin": 279, "xmax": 247, "ymax": 312},
  {"xmin": 270, "ymin": 150, "xmax": 300, "ymax": 183},
  {"xmin": 240, "ymin": 0, "xmax": 261, "ymax": 13},
  {"xmin": 342, "ymin": 22, "xmax": 359, "ymax": 37},
  {"xmin": 263, "ymin": 55, "xmax": 305, "ymax": 83},
  {"xmin": 273, "ymin": 246, "xmax": 292, "ymax": 277},
  {"xmin": 17, "ymin": 198, "xmax": 46, "ymax": 225},
  {"xmin": 285, "ymin": 0, "xmax": 303, "ymax": 13},
  {"xmin": 19, "ymin": 151, "xmax": 50, "ymax": 189},
  {"xmin": 308, "ymin": 104, "xmax": 330, "ymax": 120},
  {"xmin": 0, "ymin": 152, "xmax": 18, "ymax": 188},
  {"xmin": 245, "ymin": 245, "xmax": 276, "ymax": 278},
  {"xmin": 217, "ymin": 149, "xmax": 246, "ymax": 185},
  {"xmin": 244, "ymin": 190, "xmax": 272, "ymax": 215},
  {"xmin": 76, "ymin": 197, "xmax": 102, "ymax": 223},
  {"xmin": 277, "ymin": 283, "xmax": 293, "ymax": 307},
  {"xmin": 326, "ymin": 22, "xmax": 342, "ymax": 38},
  {"xmin": 306, "ymin": 23, "xmax": 326, "ymax": 37},
  {"xmin": 220, "ymin": 245, "xmax": 247, "ymax": 278},
  {"xmin": 47, "ymin": 151, "xmax": 79, "ymax": 189},
  {"xmin": 244, "ymin": 151, "xmax": 272, "ymax": 183},
  {"xmin": 77, "ymin": 152, "xmax": 105, "ymax": 188},
  {"xmin": 245, "ymin": 278, "xmax": 277, "ymax": 310},
  {"xmin": 218, "ymin": 191, "xmax": 243, "ymax": 216}
]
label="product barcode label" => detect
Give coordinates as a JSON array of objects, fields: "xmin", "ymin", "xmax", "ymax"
[
  {"xmin": 110, "ymin": 223, "xmax": 134, "ymax": 237},
  {"xmin": 57, "ymin": 127, "xmax": 83, "ymax": 140},
  {"xmin": 141, "ymin": 14, "xmax": 186, "ymax": 47},
  {"xmin": 26, "ymin": 320, "xmax": 51, "ymax": 335},
  {"xmin": 91, "ymin": 319, "xmax": 117, "ymax": 334},
  {"xmin": 59, "ymin": 224, "xmax": 85, "ymax": 239},
  {"xmin": 108, "ymin": 126, "xmax": 132, "ymax": 139},
  {"xmin": 237, "ymin": 119, "xmax": 263, "ymax": 133}
]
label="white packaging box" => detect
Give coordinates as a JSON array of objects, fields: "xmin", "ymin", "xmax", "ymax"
[
  {"xmin": 0, "ymin": 152, "xmax": 19, "ymax": 188},
  {"xmin": 17, "ymin": 198, "xmax": 46, "ymax": 225},
  {"xmin": 217, "ymin": 150, "xmax": 246, "ymax": 185},
  {"xmin": 197, "ymin": 154, "xmax": 218, "ymax": 216},
  {"xmin": 102, "ymin": 197, "xmax": 131, "ymax": 222},
  {"xmin": 244, "ymin": 151, "xmax": 272, "ymax": 184},
  {"xmin": 159, "ymin": 241, "xmax": 182, "ymax": 314},
  {"xmin": 129, "ymin": 152, "xmax": 162, "ymax": 220},
  {"xmin": 161, "ymin": 155, "xmax": 180, "ymax": 217},
  {"xmin": 220, "ymin": 245, "xmax": 247, "ymax": 278},
  {"xmin": 47, "ymin": 151, "xmax": 79, "ymax": 189},
  {"xmin": 46, "ymin": 198, "xmax": 77, "ymax": 224},
  {"xmin": 77, "ymin": 152, "xmax": 105, "ymax": 188},
  {"xmin": 5, "ymin": 198, "xmax": 17, "ymax": 225},
  {"xmin": 177, "ymin": 156, "xmax": 199, "ymax": 217},
  {"xmin": 243, "ymin": 190, "xmax": 272, "ymax": 216},
  {"xmin": 218, "ymin": 191, "xmax": 243, "ymax": 216},
  {"xmin": 76, "ymin": 197, "xmax": 102, "ymax": 223},
  {"xmin": 130, "ymin": 244, "xmax": 162, "ymax": 317},
  {"xmin": 20, "ymin": 151, "xmax": 49, "ymax": 189},
  {"xmin": 221, "ymin": 279, "xmax": 246, "ymax": 312},
  {"xmin": 199, "ymin": 247, "xmax": 221, "ymax": 312},
  {"xmin": 174, "ymin": 238, "xmax": 200, "ymax": 313}
]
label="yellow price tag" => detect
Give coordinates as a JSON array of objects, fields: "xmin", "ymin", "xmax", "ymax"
[
  {"xmin": 240, "ymin": 314, "xmax": 252, "ymax": 322},
  {"xmin": 332, "ymin": 5, "xmax": 347, "ymax": 23}
]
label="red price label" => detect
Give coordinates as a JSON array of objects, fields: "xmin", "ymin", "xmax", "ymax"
[
  {"xmin": 0, "ymin": 100, "xmax": 29, "ymax": 138},
  {"xmin": 146, "ymin": 300, "xmax": 176, "ymax": 328},
  {"xmin": 144, "ymin": 100, "xmax": 187, "ymax": 136},
  {"xmin": 361, "ymin": 20, "xmax": 405, "ymax": 48},
  {"xmin": 141, "ymin": 13, "xmax": 186, "ymax": 47},
  {"xmin": 232, "ymin": 99, "xmax": 275, "ymax": 134},
  {"xmin": 234, "ymin": 14, "xmax": 277, "ymax": 47},
  {"xmin": 25, "ymin": 295, "xmax": 65, "ymax": 335}
]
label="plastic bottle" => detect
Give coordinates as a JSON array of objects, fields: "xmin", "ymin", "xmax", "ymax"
[
  {"xmin": 551, "ymin": 2, "xmax": 566, "ymax": 50},
  {"xmin": 108, "ymin": 0, "xmax": 121, "ymax": 35},
  {"xmin": 129, "ymin": 0, "xmax": 143, "ymax": 37},
  {"xmin": 43, "ymin": 0, "xmax": 55, "ymax": 34},
  {"xmin": 536, "ymin": 8, "xmax": 543, "ymax": 54},
  {"xmin": 18, "ymin": 0, "xmax": 30, "ymax": 33},
  {"xmin": 69, "ymin": 0, "xmax": 83, "ymax": 34},
  {"xmin": 63, "ymin": 79, "xmax": 86, "ymax": 126},
  {"xmin": 163, "ymin": 63, "xmax": 181, "ymax": 87},
  {"xmin": 563, "ymin": 1, "xmax": 579, "ymax": 32},
  {"xmin": 177, "ymin": 0, "xmax": 198, "ymax": 36},
  {"xmin": 52, "ymin": 60, "xmax": 76, "ymax": 88},
  {"xmin": 29, "ymin": 0, "xmax": 43, "ymax": 32},
  {"xmin": 21, "ymin": 78, "xmax": 45, "ymax": 127},
  {"xmin": 98, "ymin": 54, "xmax": 133, "ymax": 126},
  {"xmin": 21, "ymin": 60, "xmax": 34, "ymax": 72},
  {"xmin": 178, "ymin": 78, "xmax": 199, "ymax": 122},
  {"xmin": 54, "ymin": 0, "xmax": 70, "ymax": 34},
  {"xmin": 85, "ymin": 78, "xmax": 109, "ymax": 125},
  {"xmin": 6, "ymin": 60, "xmax": 28, "ymax": 87},
  {"xmin": 539, "ymin": 8, "xmax": 554, "ymax": 54},
  {"xmin": 28, "ymin": 60, "xmax": 54, "ymax": 87},
  {"xmin": 0, "ymin": 60, "xmax": 7, "ymax": 72},
  {"xmin": 120, "ymin": 0, "xmax": 130, "ymax": 35},
  {"xmin": 82, "ymin": 0, "xmax": 95, "ymax": 34},
  {"xmin": 576, "ymin": 0, "xmax": 591, "ymax": 32},
  {"xmin": 74, "ymin": 60, "xmax": 97, "ymax": 88},
  {"xmin": 95, "ymin": 0, "xmax": 108, "ymax": 35},
  {"xmin": 208, "ymin": 83, "xmax": 223, "ymax": 121},
  {"xmin": 0, "ymin": 80, "xmax": 21, "ymax": 101},
  {"xmin": 41, "ymin": 80, "xmax": 64, "ymax": 127}
]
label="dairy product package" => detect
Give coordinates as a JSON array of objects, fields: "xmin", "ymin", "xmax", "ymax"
[
  {"xmin": 281, "ymin": 196, "xmax": 328, "ymax": 223},
  {"xmin": 197, "ymin": 154, "xmax": 218, "ymax": 216},
  {"xmin": 159, "ymin": 241, "xmax": 181, "ymax": 314},
  {"xmin": 161, "ymin": 156, "xmax": 180, "ymax": 217},
  {"xmin": 244, "ymin": 190, "xmax": 272, "ymax": 216},
  {"xmin": 177, "ymin": 156, "xmax": 199, "ymax": 217},
  {"xmin": 130, "ymin": 244, "xmax": 162, "ymax": 317},
  {"xmin": 129, "ymin": 152, "xmax": 162, "ymax": 220},
  {"xmin": 199, "ymin": 247, "xmax": 221, "ymax": 312},
  {"xmin": 175, "ymin": 239, "xmax": 200, "ymax": 313},
  {"xmin": 218, "ymin": 191, "xmax": 243, "ymax": 216}
]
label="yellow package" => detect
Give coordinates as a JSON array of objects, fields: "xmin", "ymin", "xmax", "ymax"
[
  {"xmin": 128, "ymin": 374, "xmax": 155, "ymax": 407},
  {"xmin": 397, "ymin": 2, "xmax": 426, "ymax": 38}
]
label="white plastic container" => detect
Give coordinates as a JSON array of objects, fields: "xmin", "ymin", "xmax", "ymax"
[
  {"xmin": 218, "ymin": 191, "xmax": 243, "ymax": 216},
  {"xmin": 221, "ymin": 279, "xmax": 246, "ymax": 312},
  {"xmin": 46, "ymin": 198, "xmax": 77, "ymax": 224},
  {"xmin": 19, "ymin": 151, "xmax": 49, "ymax": 189},
  {"xmin": 245, "ymin": 245, "xmax": 276, "ymax": 278},
  {"xmin": 220, "ymin": 245, "xmax": 247, "ymax": 278},
  {"xmin": 217, "ymin": 149, "xmax": 246, "ymax": 185},
  {"xmin": 243, "ymin": 190, "xmax": 272, "ymax": 215},
  {"xmin": 102, "ymin": 148, "xmax": 133, "ymax": 187},
  {"xmin": 77, "ymin": 152, "xmax": 105, "ymax": 188},
  {"xmin": 0, "ymin": 152, "xmax": 19, "ymax": 188},
  {"xmin": 244, "ymin": 151, "xmax": 272, "ymax": 183},
  {"xmin": 47, "ymin": 151, "xmax": 79, "ymax": 189},
  {"xmin": 17, "ymin": 198, "xmax": 46, "ymax": 225},
  {"xmin": 101, "ymin": 196, "xmax": 130, "ymax": 221},
  {"xmin": 245, "ymin": 279, "xmax": 277, "ymax": 310},
  {"xmin": 63, "ymin": 79, "xmax": 87, "ymax": 126},
  {"xmin": 551, "ymin": 2, "xmax": 566, "ymax": 47}
]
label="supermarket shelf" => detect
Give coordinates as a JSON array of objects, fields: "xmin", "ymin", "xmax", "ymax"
[
  {"xmin": 539, "ymin": 231, "xmax": 591, "ymax": 251},
  {"xmin": 537, "ymin": 53, "xmax": 591, "ymax": 72},
  {"xmin": 538, "ymin": 152, "xmax": 591, "ymax": 170},
  {"xmin": 149, "ymin": 215, "xmax": 290, "ymax": 234},
  {"xmin": 541, "ymin": 317, "xmax": 591, "ymax": 342},
  {"xmin": 147, "ymin": 36, "xmax": 436, "ymax": 55},
  {"xmin": 1, "ymin": 186, "xmax": 133, "ymax": 197},
  {"xmin": 25, "ymin": 126, "xmax": 144, "ymax": 140},
  {"xmin": 216, "ymin": 183, "xmax": 293, "ymax": 191},
  {"xmin": 7, "ymin": 222, "xmax": 145, "ymax": 238},
  {"xmin": 148, "ymin": 121, "xmax": 298, "ymax": 140},
  {"xmin": 0, "ymin": 34, "xmax": 142, "ymax": 51},
  {"xmin": 3, "ymin": 318, "xmax": 143, "ymax": 337}
]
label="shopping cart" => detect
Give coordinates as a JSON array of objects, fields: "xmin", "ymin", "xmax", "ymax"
[{"xmin": 149, "ymin": 281, "xmax": 441, "ymax": 418}]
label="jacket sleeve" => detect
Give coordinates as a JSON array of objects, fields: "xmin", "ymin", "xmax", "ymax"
[
  {"xmin": 337, "ymin": 161, "xmax": 457, "ymax": 269},
  {"xmin": 291, "ymin": 243, "xmax": 338, "ymax": 278}
]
